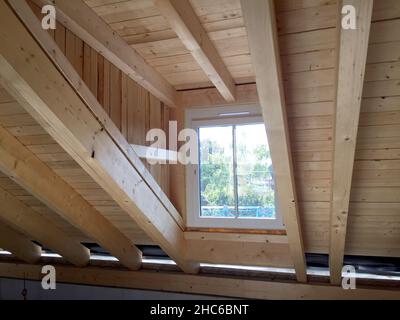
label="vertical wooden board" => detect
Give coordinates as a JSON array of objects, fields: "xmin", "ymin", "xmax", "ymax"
[
  {"xmin": 169, "ymin": 107, "xmax": 186, "ymax": 219},
  {"xmin": 121, "ymin": 73, "xmax": 128, "ymax": 139},
  {"xmin": 74, "ymin": 36, "xmax": 83, "ymax": 77},
  {"xmin": 90, "ymin": 48, "xmax": 98, "ymax": 98},
  {"xmin": 110, "ymin": 64, "xmax": 121, "ymax": 130},
  {"xmin": 131, "ymin": 86, "xmax": 148, "ymax": 145},
  {"xmin": 149, "ymin": 95, "xmax": 162, "ymax": 131},
  {"xmin": 127, "ymin": 78, "xmax": 138, "ymax": 144},
  {"xmin": 144, "ymin": 90, "xmax": 150, "ymax": 146},
  {"xmin": 55, "ymin": 22, "xmax": 66, "ymax": 53},
  {"xmin": 149, "ymin": 95, "xmax": 162, "ymax": 183},
  {"xmin": 97, "ymin": 54, "xmax": 104, "ymax": 107},
  {"xmin": 65, "ymin": 29, "xmax": 75, "ymax": 65},
  {"xmin": 162, "ymin": 104, "xmax": 170, "ymax": 196},
  {"xmin": 83, "ymin": 43, "xmax": 91, "ymax": 86},
  {"xmin": 163, "ymin": 105, "xmax": 170, "ymax": 150},
  {"xmin": 103, "ymin": 59, "xmax": 110, "ymax": 115}
]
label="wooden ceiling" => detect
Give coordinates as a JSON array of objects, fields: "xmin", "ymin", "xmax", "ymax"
[{"xmin": 84, "ymin": 0, "xmax": 255, "ymax": 90}]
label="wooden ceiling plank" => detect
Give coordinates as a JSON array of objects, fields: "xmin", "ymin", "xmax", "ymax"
[
  {"xmin": 0, "ymin": 223, "xmax": 41, "ymax": 264},
  {"xmin": 241, "ymin": 0, "xmax": 307, "ymax": 282},
  {"xmin": 0, "ymin": 1, "xmax": 198, "ymax": 274},
  {"xmin": 31, "ymin": 0, "xmax": 179, "ymax": 107},
  {"xmin": 154, "ymin": 0, "xmax": 236, "ymax": 102},
  {"xmin": 0, "ymin": 186, "xmax": 90, "ymax": 267},
  {"xmin": 329, "ymin": 0, "xmax": 373, "ymax": 285}
]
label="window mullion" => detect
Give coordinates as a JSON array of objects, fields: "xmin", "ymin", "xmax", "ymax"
[{"xmin": 232, "ymin": 125, "xmax": 239, "ymax": 217}]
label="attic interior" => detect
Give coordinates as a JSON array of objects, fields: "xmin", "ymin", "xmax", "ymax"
[{"xmin": 0, "ymin": 0, "xmax": 399, "ymax": 300}]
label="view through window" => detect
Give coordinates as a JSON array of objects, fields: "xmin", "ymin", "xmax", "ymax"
[{"xmin": 198, "ymin": 123, "xmax": 276, "ymax": 220}]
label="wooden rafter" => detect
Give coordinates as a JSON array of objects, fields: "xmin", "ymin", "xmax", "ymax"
[
  {"xmin": 9, "ymin": 0, "xmax": 184, "ymax": 230},
  {"xmin": 0, "ymin": 124, "xmax": 142, "ymax": 270},
  {"xmin": 179, "ymin": 83, "xmax": 259, "ymax": 108},
  {"xmin": 241, "ymin": 0, "xmax": 307, "ymax": 282},
  {"xmin": 329, "ymin": 0, "xmax": 373, "ymax": 285},
  {"xmin": 0, "ymin": 224, "xmax": 41, "ymax": 264},
  {"xmin": 154, "ymin": 0, "xmax": 236, "ymax": 102},
  {"xmin": 0, "ymin": 186, "xmax": 90, "ymax": 267},
  {"xmin": 0, "ymin": 1, "xmax": 198, "ymax": 274},
  {"xmin": 131, "ymin": 144, "xmax": 178, "ymax": 163},
  {"xmin": 31, "ymin": 0, "xmax": 179, "ymax": 108}
]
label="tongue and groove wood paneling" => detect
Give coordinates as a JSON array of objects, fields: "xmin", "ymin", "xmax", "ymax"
[
  {"xmin": 277, "ymin": 0, "xmax": 338, "ymax": 254},
  {"xmin": 347, "ymin": 12, "xmax": 400, "ymax": 257}
]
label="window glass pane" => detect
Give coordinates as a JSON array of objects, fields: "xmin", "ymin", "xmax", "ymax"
[
  {"xmin": 199, "ymin": 126, "xmax": 235, "ymax": 218},
  {"xmin": 235, "ymin": 124, "xmax": 276, "ymax": 219}
]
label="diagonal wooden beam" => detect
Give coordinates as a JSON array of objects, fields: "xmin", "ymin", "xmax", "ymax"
[
  {"xmin": 329, "ymin": 0, "xmax": 373, "ymax": 285},
  {"xmin": 9, "ymin": 0, "xmax": 184, "ymax": 230},
  {"xmin": 0, "ymin": 186, "xmax": 90, "ymax": 267},
  {"xmin": 241, "ymin": 0, "xmax": 307, "ymax": 282},
  {"xmin": 31, "ymin": 0, "xmax": 179, "ymax": 107},
  {"xmin": 154, "ymin": 0, "xmax": 236, "ymax": 102},
  {"xmin": 0, "ymin": 124, "xmax": 142, "ymax": 270},
  {"xmin": 0, "ymin": 223, "xmax": 41, "ymax": 264},
  {"xmin": 0, "ymin": 1, "xmax": 198, "ymax": 274}
]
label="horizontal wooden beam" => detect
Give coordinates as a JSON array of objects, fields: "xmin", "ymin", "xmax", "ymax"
[
  {"xmin": 0, "ymin": 186, "xmax": 90, "ymax": 267},
  {"xmin": 31, "ymin": 0, "xmax": 179, "ymax": 107},
  {"xmin": 9, "ymin": 0, "xmax": 183, "ymax": 229},
  {"xmin": 0, "ymin": 262, "xmax": 399, "ymax": 299},
  {"xmin": 179, "ymin": 83, "xmax": 258, "ymax": 108},
  {"xmin": 241, "ymin": 0, "xmax": 307, "ymax": 282},
  {"xmin": 0, "ymin": 1, "xmax": 198, "ymax": 273},
  {"xmin": 186, "ymin": 240, "xmax": 294, "ymax": 268},
  {"xmin": 329, "ymin": 0, "xmax": 373, "ymax": 285},
  {"xmin": 154, "ymin": 0, "xmax": 236, "ymax": 102},
  {"xmin": 0, "ymin": 125, "xmax": 142, "ymax": 270},
  {"xmin": 131, "ymin": 144, "xmax": 178, "ymax": 163},
  {"xmin": 184, "ymin": 232, "xmax": 288, "ymax": 244},
  {"xmin": 0, "ymin": 225, "xmax": 41, "ymax": 264}
]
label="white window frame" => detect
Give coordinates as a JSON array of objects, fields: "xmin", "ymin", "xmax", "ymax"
[{"xmin": 185, "ymin": 104, "xmax": 285, "ymax": 230}]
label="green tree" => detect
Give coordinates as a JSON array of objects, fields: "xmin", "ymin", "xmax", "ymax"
[{"xmin": 199, "ymin": 138, "xmax": 275, "ymax": 216}]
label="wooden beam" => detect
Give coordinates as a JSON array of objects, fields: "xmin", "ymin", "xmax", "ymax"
[
  {"xmin": 329, "ymin": 0, "xmax": 373, "ymax": 285},
  {"xmin": 31, "ymin": 0, "xmax": 179, "ymax": 107},
  {"xmin": 0, "ymin": 224, "xmax": 41, "ymax": 264},
  {"xmin": 9, "ymin": 0, "xmax": 183, "ymax": 230},
  {"xmin": 0, "ymin": 1, "xmax": 198, "ymax": 274},
  {"xmin": 186, "ymin": 241, "xmax": 294, "ymax": 268},
  {"xmin": 154, "ymin": 0, "xmax": 236, "ymax": 102},
  {"xmin": 131, "ymin": 144, "xmax": 178, "ymax": 163},
  {"xmin": 180, "ymin": 83, "xmax": 258, "ymax": 108},
  {"xmin": 184, "ymin": 231, "xmax": 288, "ymax": 244},
  {"xmin": 0, "ymin": 125, "xmax": 142, "ymax": 270},
  {"xmin": 1, "ymin": 262, "xmax": 400, "ymax": 300},
  {"xmin": 0, "ymin": 186, "xmax": 90, "ymax": 267},
  {"xmin": 241, "ymin": 0, "xmax": 307, "ymax": 282}
]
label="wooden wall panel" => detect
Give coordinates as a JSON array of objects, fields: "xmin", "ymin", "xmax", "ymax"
[
  {"xmin": 38, "ymin": 5, "xmax": 172, "ymax": 201},
  {"xmin": 347, "ymin": 12, "xmax": 400, "ymax": 257},
  {"xmin": 277, "ymin": 1, "xmax": 337, "ymax": 254}
]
